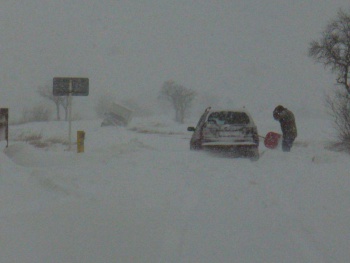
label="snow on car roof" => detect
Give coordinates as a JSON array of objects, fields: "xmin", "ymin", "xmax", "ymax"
[
  {"xmin": 206, "ymin": 108, "xmax": 255, "ymax": 118},
  {"xmin": 205, "ymin": 108, "xmax": 256, "ymax": 125},
  {"xmin": 207, "ymin": 107, "xmax": 251, "ymax": 113}
]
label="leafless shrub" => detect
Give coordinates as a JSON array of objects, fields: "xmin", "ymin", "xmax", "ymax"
[
  {"xmin": 12, "ymin": 131, "xmax": 43, "ymax": 142},
  {"xmin": 12, "ymin": 131, "xmax": 69, "ymax": 149},
  {"xmin": 45, "ymin": 137, "xmax": 69, "ymax": 145},
  {"xmin": 325, "ymin": 89, "xmax": 350, "ymax": 152}
]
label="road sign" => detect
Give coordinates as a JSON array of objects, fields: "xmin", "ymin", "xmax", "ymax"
[{"xmin": 53, "ymin": 77, "xmax": 89, "ymax": 96}]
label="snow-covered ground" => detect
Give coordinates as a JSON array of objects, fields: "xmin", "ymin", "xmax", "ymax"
[{"xmin": 0, "ymin": 113, "xmax": 349, "ymax": 263}]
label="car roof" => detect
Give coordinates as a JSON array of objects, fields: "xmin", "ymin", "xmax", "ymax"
[
  {"xmin": 204, "ymin": 108, "xmax": 256, "ymax": 124},
  {"xmin": 206, "ymin": 108, "xmax": 253, "ymax": 115}
]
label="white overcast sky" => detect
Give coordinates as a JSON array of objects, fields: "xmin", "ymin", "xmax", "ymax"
[{"xmin": 0, "ymin": 1, "xmax": 349, "ymax": 119}]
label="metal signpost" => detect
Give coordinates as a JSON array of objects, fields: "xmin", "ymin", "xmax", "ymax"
[{"xmin": 53, "ymin": 77, "xmax": 89, "ymax": 151}]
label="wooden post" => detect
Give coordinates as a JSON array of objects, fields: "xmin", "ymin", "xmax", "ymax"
[{"xmin": 0, "ymin": 108, "xmax": 9, "ymax": 147}]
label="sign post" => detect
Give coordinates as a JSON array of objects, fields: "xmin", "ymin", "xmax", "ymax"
[
  {"xmin": 53, "ymin": 77, "xmax": 89, "ymax": 151},
  {"xmin": 68, "ymin": 80, "xmax": 73, "ymax": 150},
  {"xmin": 0, "ymin": 108, "xmax": 9, "ymax": 147}
]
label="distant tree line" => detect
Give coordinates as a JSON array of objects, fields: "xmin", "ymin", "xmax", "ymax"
[{"xmin": 29, "ymin": 80, "xmax": 197, "ymax": 125}]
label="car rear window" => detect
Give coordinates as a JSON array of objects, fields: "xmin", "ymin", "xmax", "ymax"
[{"xmin": 207, "ymin": 111, "xmax": 250, "ymax": 125}]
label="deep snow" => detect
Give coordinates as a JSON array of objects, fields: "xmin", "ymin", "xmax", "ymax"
[{"xmin": 0, "ymin": 113, "xmax": 349, "ymax": 263}]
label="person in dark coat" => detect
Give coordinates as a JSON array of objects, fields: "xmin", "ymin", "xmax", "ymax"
[{"xmin": 273, "ymin": 105, "xmax": 297, "ymax": 152}]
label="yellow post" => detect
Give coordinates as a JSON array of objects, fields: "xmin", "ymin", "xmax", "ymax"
[{"xmin": 77, "ymin": 130, "xmax": 85, "ymax": 153}]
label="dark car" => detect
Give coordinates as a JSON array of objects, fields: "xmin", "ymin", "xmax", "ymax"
[
  {"xmin": 187, "ymin": 107, "xmax": 259, "ymax": 159},
  {"xmin": 101, "ymin": 112, "xmax": 128, "ymax": 127}
]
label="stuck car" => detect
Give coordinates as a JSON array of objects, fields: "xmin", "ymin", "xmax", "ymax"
[
  {"xmin": 187, "ymin": 107, "xmax": 259, "ymax": 159},
  {"xmin": 101, "ymin": 103, "xmax": 133, "ymax": 127}
]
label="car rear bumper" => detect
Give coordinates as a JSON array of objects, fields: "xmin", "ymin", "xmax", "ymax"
[
  {"xmin": 202, "ymin": 144, "xmax": 259, "ymax": 159},
  {"xmin": 202, "ymin": 143, "xmax": 258, "ymax": 152},
  {"xmin": 202, "ymin": 142, "xmax": 257, "ymax": 146}
]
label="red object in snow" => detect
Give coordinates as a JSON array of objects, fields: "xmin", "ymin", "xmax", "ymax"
[{"xmin": 264, "ymin": 131, "xmax": 282, "ymax": 149}]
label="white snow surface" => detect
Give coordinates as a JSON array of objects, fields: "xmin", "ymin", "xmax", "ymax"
[{"xmin": 0, "ymin": 114, "xmax": 349, "ymax": 263}]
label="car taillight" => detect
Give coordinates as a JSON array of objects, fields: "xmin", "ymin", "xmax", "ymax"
[
  {"xmin": 245, "ymin": 127, "xmax": 259, "ymax": 142},
  {"xmin": 252, "ymin": 128, "xmax": 259, "ymax": 144},
  {"xmin": 243, "ymin": 127, "xmax": 253, "ymax": 135}
]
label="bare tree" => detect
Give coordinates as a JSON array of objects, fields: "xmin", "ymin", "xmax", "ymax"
[
  {"xmin": 60, "ymin": 96, "xmax": 69, "ymax": 121},
  {"xmin": 37, "ymin": 85, "xmax": 67, "ymax": 121},
  {"xmin": 159, "ymin": 80, "xmax": 196, "ymax": 123},
  {"xmin": 308, "ymin": 8, "xmax": 350, "ymax": 93},
  {"xmin": 309, "ymin": 8, "xmax": 350, "ymax": 151}
]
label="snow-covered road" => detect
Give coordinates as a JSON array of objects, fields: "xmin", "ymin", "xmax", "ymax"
[{"xmin": 1, "ymin": 117, "xmax": 349, "ymax": 262}]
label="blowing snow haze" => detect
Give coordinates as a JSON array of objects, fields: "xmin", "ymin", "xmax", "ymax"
[{"xmin": 0, "ymin": 1, "xmax": 349, "ymax": 119}]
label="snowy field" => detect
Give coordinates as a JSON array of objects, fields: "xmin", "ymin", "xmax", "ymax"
[{"xmin": 0, "ymin": 113, "xmax": 349, "ymax": 263}]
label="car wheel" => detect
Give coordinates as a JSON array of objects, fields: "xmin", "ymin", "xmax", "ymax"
[
  {"xmin": 190, "ymin": 141, "xmax": 202, "ymax": 150},
  {"xmin": 249, "ymin": 148, "xmax": 259, "ymax": 161}
]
